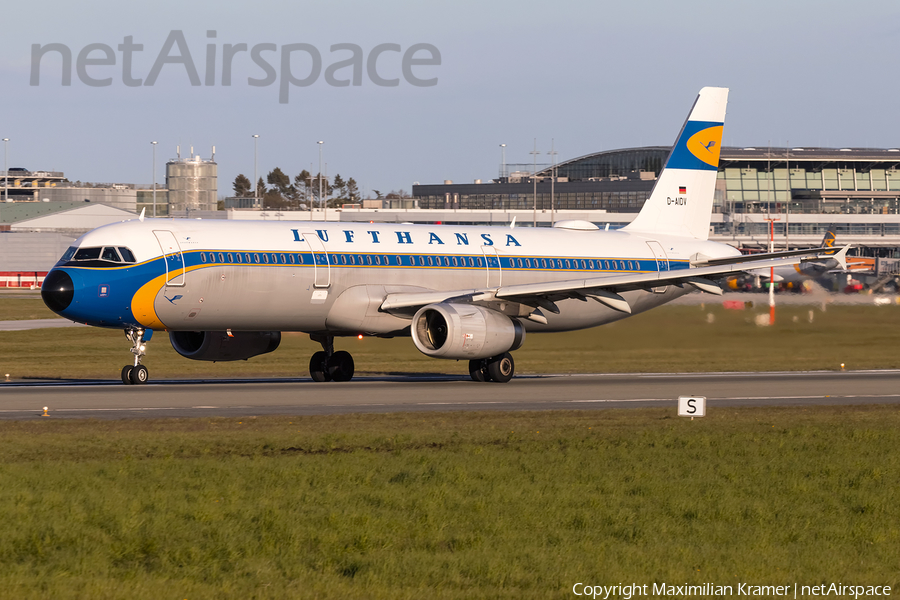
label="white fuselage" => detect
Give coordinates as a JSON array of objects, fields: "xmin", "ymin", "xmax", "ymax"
[{"xmin": 56, "ymin": 219, "xmax": 739, "ymax": 336}]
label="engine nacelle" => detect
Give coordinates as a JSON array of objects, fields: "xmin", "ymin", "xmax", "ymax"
[
  {"xmin": 411, "ymin": 303, "xmax": 525, "ymax": 360},
  {"xmin": 169, "ymin": 331, "xmax": 281, "ymax": 362}
]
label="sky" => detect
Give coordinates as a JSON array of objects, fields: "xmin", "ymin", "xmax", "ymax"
[{"xmin": 1, "ymin": 0, "xmax": 898, "ymax": 199}]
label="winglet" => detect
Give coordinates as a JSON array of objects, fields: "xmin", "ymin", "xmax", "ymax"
[{"xmin": 139, "ymin": 207, "xmax": 146, "ymax": 222}]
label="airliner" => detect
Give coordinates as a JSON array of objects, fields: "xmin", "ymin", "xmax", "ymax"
[
  {"xmin": 41, "ymin": 87, "xmax": 842, "ymax": 384},
  {"xmin": 729, "ymin": 227, "xmax": 848, "ymax": 290}
]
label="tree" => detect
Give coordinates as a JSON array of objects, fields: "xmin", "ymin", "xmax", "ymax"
[
  {"xmin": 256, "ymin": 177, "xmax": 266, "ymax": 199},
  {"xmin": 309, "ymin": 172, "xmax": 331, "ymax": 207},
  {"xmin": 267, "ymin": 167, "xmax": 290, "ymax": 194},
  {"xmin": 346, "ymin": 177, "xmax": 360, "ymax": 202},
  {"xmin": 233, "ymin": 174, "xmax": 252, "ymax": 197},
  {"xmin": 332, "ymin": 174, "xmax": 346, "ymax": 200},
  {"xmin": 263, "ymin": 190, "xmax": 289, "ymax": 210},
  {"xmin": 294, "ymin": 169, "xmax": 312, "ymax": 208},
  {"xmin": 372, "ymin": 189, "xmax": 383, "ymax": 199}
]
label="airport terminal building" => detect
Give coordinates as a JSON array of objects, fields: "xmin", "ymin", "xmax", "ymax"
[{"xmin": 412, "ymin": 147, "xmax": 900, "ymax": 245}]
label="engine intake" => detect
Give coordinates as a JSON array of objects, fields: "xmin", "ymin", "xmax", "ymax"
[
  {"xmin": 411, "ymin": 303, "xmax": 525, "ymax": 360},
  {"xmin": 169, "ymin": 331, "xmax": 281, "ymax": 361}
]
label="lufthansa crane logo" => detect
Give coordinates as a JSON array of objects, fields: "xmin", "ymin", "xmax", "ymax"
[{"xmin": 686, "ymin": 125, "xmax": 723, "ymax": 167}]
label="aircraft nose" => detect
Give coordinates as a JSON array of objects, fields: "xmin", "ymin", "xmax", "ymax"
[{"xmin": 41, "ymin": 269, "xmax": 74, "ymax": 313}]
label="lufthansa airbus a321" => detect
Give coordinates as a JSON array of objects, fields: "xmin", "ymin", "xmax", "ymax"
[{"xmin": 41, "ymin": 87, "xmax": 842, "ymax": 384}]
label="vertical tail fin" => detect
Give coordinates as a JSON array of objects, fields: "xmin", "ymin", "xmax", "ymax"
[
  {"xmin": 821, "ymin": 225, "xmax": 837, "ymax": 248},
  {"xmin": 623, "ymin": 87, "xmax": 728, "ymax": 240}
]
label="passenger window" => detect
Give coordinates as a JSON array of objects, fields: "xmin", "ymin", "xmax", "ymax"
[
  {"xmin": 227, "ymin": 253, "xmax": 233, "ymax": 262},
  {"xmin": 525, "ymin": 258, "xmax": 531, "ymax": 268},
  {"xmin": 477, "ymin": 257, "xmax": 484, "ymax": 267},
  {"xmin": 589, "ymin": 260, "xmax": 594, "ymax": 270},
  {"xmin": 245, "ymin": 253, "xmax": 252, "ymax": 263},
  {"xmin": 236, "ymin": 253, "xmax": 243, "ymax": 263},
  {"xmin": 340, "ymin": 255, "xmax": 347, "ymax": 265},
  {"xmin": 118, "ymin": 247, "xmax": 136, "ymax": 263},
  {"xmin": 565, "ymin": 259, "xmax": 571, "ymax": 269},
  {"xmin": 452, "ymin": 256, "xmax": 458, "ymax": 267},
  {"xmin": 254, "ymin": 253, "xmax": 261, "ymax": 263},
  {"xmin": 375, "ymin": 255, "xmax": 382, "ymax": 265},
  {"xmin": 288, "ymin": 254, "xmax": 295, "ymax": 264},
  {"xmin": 200, "ymin": 253, "xmax": 207, "ymax": 263},
  {"xmin": 468, "ymin": 257, "xmax": 474, "ymax": 267}
]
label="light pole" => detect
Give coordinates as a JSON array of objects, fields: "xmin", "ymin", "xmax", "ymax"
[
  {"xmin": 548, "ymin": 139, "xmax": 558, "ymax": 225},
  {"xmin": 252, "ymin": 134, "xmax": 259, "ymax": 204},
  {"xmin": 3, "ymin": 138, "xmax": 8, "ymax": 206},
  {"xmin": 499, "ymin": 143, "xmax": 506, "ymax": 179},
  {"xmin": 151, "ymin": 141, "xmax": 157, "ymax": 217},
  {"xmin": 317, "ymin": 141, "xmax": 324, "ymax": 219},
  {"xmin": 530, "ymin": 139, "xmax": 540, "ymax": 227}
]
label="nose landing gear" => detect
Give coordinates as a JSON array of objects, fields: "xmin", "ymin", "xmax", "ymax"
[
  {"xmin": 309, "ymin": 334, "xmax": 355, "ymax": 382},
  {"xmin": 121, "ymin": 328, "xmax": 152, "ymax": 385}
]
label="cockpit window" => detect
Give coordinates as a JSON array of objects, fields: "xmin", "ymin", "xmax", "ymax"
[
  {"xmin": 101, "ymin": 247, "xmax": 121, "ymax": 262},
  {"xmin": 73, "ymin": 247, "xmax": 102, "ymax": 261},
  {"xmin": 118, "ymin": 247, "xmax": 136, "ymax": 263},
  {"xmin": 58, "ymin": 246, "xmax": 138, "ymax": 266}
]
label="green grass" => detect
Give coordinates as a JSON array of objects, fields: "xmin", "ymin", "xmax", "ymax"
[
  {"xmin": 0, "ymin": 407, "xmax": 898, "ymax": 599},
  {"xmin": 2, "ymin": 303, "xmax": 900, "ymax": 380},
  {"xmin": 0, "ymin": 297, "xmax": 56, "ymax": 321}
]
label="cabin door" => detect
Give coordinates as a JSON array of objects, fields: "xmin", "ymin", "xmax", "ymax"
[{"xmin": 153, "ymin": 230, "xmax": 185, "ymax": 287}]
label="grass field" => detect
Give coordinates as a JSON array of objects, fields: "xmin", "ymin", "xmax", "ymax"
[
  {"xmin": 3, "ymin": 299, "xmax": 900, "ymax": 598},
  {"xmin": 2, "ymin": 299, "xmax": 900, "ymax": 380},
  {"xmin": 0, "ymin": 408, "xmax": 897, "ymax": 599}
]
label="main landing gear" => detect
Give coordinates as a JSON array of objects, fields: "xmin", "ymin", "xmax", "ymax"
[
  {"xmin": 468, "ymin": 352, "xmax": 515, "ymax": 383},
  {"xmin": 121, "ymin": 328, "xmax": 152, "ymax": 385},
  {"xmin": 308, "ymin": 334, "xmax": 355, "ymax": 382}
]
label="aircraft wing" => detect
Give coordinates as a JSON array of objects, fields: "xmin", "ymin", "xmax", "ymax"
[{"xmin": 380, "ymin": 248, "xmax": 846, "ymax": 317}]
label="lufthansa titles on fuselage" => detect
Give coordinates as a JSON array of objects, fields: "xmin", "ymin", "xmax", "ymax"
[{"xmin": 290, "ymin": 228, "xmax": 522, "ymax": 247}]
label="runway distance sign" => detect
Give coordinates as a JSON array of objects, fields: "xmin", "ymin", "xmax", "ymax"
[{"xmin": 678, "ymin": 396, "xmax": 706, "ymax": 417}]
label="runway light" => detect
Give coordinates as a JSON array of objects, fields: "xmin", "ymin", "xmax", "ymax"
[
  {"xmin": 42, "ymin": 407, "xmax": 49, "ymax": 417},
  {"xmin": 358, "ymin": 334, "xmax": 363, "ymax": 340},
  {"xmin": 841, "ymin": 363, "xmax": 845, "ymax": 370},
  {"xmin": 4, "ymin": 373, "xmax": 9, "ymax": 382}
]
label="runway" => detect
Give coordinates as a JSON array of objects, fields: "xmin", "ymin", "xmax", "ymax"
[{"xmin": 2, "ymin": 370, "xmax": 900, "ymax": 420}]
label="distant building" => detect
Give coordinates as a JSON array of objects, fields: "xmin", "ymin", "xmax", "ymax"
[
  {"xmin": 166, "ymin": 152, "xmax": 218, "ymax": 214},
  {"xmin": 413, "ymin": 146, "xmax": 900, "ymax": 218}
]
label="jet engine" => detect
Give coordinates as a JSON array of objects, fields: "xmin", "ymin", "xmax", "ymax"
[
  {"xmin": 169, "ymin": 331, "xmax": 281, "ymax": 361},
  {"xmin": 411, "ymin": 303, "xmax": 525, "ymax": 360}
]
